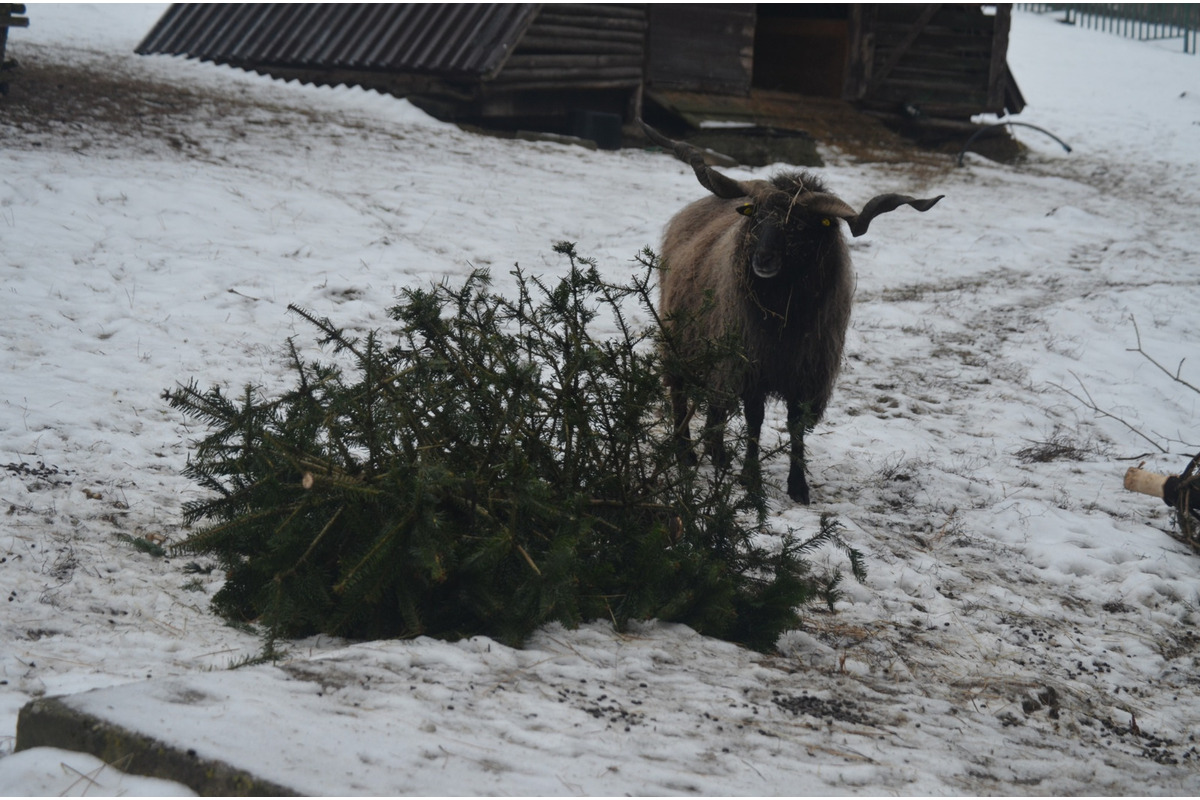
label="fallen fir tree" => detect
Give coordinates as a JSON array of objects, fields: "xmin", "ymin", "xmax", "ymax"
[{"xmin": 164, "ymin": 243, "xmax": 863, "ymax": 653}]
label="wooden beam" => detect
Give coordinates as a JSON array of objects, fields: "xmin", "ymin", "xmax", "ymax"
[
  {"xmin": 518, "ymin": 35, "xmax": 643, "ymax": 55},
  {"xmin": 503, "ymin": 53, "xmax": 643, "ymax": 71},
  {"xmin": 526, "ymin": 23, "xmax": 644, "ymax": 45},
  {"xmin": 987, "ymin": 4, "xmax": 1013, "ymax": 113},
  {"xmin": 1, "ymin": 2, "xmax": 29, "ymax": 29},
  {"xmin": 494, "ymin": 64, "xmax": 643, "ymax": 85},
  {"xmin": 843, "ymin": 4, "xmax": 865, "ymax": 100}
]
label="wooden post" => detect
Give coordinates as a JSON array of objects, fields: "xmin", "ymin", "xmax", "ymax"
[
  {"xmin": 987, "ymin": 5, "xmax": 1013, "ymax": 114},
  {"xmin": 1, "ymin": 3, "xmax": 30, "ymax": 94},
  {"xmin": 843, "ymin": 4, "xmax": 868, "ymax": 100}
]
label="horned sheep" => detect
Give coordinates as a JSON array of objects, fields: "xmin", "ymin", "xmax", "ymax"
[{"xmin": 642, "ymin": 122, "xmax": 942, "ymax": 504}]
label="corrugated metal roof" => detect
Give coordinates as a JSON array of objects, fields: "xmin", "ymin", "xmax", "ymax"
[{"xmin": 135, "ymin": 3, "xmax": 541, "ymax": 79}]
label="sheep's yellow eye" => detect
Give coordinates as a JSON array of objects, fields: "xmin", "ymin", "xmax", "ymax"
[
  {"xmin": 821, "ymin": 217, "xmax": 832, "ymax": 226},
  {"xmin": 737, "ymin": 204, "xmax": 756, "ymax": 217}
]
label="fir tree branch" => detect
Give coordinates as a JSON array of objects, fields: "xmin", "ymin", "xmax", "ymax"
[{"xmin": 169, "ymin": 245, "xmax": 860, "ymax": 650}]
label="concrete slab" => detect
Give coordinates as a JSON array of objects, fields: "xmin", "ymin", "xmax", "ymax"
[{"xmin": 16, "ymin": 696, "xmax": 297, "ymax": 796}]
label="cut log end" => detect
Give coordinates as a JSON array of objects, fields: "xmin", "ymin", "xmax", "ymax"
[{"xmin": 1124, "ymin": 466, "xmax": 1168, "ymax": 498}]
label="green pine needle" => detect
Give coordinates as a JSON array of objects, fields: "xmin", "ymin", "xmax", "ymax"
[{"xmin": 163, "ymin": 243, "xmax": 865, "ymax": 652}]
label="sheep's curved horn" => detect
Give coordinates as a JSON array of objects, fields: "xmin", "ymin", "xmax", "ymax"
[
  {"xmin": 844, "ymin": 193, "xmax": 944, "ymax": 238},
  {"xmin": 640, "ymin": 120, "xmax": 747, "ymax": 200},
  {"xmin": 798, "ymin": 192, "xmax": 859, "ymax": 220}
]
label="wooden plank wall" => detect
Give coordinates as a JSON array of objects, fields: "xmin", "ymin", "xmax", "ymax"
[
  {"xmin": 646, "ymin": 4, "xmax": 755, "ymax": 96},
  {"xmin": 853, "ymin": 4, "xmax": 1012, "ymax": 119},
  {"xmin": 493, "ymin": 4, "xmax": 648, "ymax": 91}
]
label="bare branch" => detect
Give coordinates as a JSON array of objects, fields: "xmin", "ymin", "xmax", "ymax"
[
  {"xmin": 1049, "ymin": 371, "xmax": 1167, "ymax": 453},
  {"xmin": 1127, "ymin": 315, "xmax": 1200, "ymax": 395}
]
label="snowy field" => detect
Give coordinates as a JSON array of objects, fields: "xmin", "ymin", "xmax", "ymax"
[{"xmin": 2, "ymin": 4, "xmax": 1200, "ymax": 795}]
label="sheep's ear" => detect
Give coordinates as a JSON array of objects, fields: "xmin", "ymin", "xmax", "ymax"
[{"xmin": 845, "ymin": 193, "xmax": 944, "ymax": 237}]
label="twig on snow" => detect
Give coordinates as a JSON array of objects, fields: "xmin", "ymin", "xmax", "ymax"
[{"xmin": 1049, "ymin": 371, "xmax": 1167, "ymax": 454}]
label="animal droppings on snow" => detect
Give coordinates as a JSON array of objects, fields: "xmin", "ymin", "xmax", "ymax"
[{"xmin": 1, "ymin": 4, "xmax": 1199, "ymax": 795}]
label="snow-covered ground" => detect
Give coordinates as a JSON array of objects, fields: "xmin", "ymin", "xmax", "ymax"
[{"xmin": 2, "ymin": 4, "xmax": 1200, "ymax": 794}]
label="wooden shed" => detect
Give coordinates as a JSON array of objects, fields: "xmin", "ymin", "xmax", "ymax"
[
  {"xmin": 646, "ymin": 4, "xmax": 1023, "ymax": 119},
  {"xmin": 136, "ymin": 3, "xmax": 1024, "ymax": 148}
]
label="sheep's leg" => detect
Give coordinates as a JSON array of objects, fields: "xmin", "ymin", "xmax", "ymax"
[
  {"xmin": 786, "ymin": 399, "xmax": 811, "ymax": 505},
  {"xmin": 668, "ymin": 380, "xmax": 697, "ymax": 465},
  {"xmin": 740, "ymin": 393, "xmax": 765, "ymax": 494},
  {"xmin": 703, "ymin": 405, "xmax": 730, "ymax": 468}
]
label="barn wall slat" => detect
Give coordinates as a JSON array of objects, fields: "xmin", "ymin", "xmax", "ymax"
[
  {"xmin": 856, "ymin": 3, "xmax": 1012, "ymax": 118},
  {"xmin": 647, "ymin": 4, "xmax": 754, "ymax": 96},
  {"xmin": 490, "ymin": 3, "xmax": 647, "ymax": 91}
]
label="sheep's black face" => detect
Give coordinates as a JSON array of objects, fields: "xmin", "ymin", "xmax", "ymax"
[{"xmin": 739, "ymin": 195, "xmax": 837, "ymax": 281}]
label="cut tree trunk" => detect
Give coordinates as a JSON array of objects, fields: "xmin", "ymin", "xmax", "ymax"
[
  {"xmin": 1124, "ymin": 461, "xmax": 1200, "ymax": 552},
  {"xmin": 1124, "ymin": 466, "xmax": 1169, "ymax": 499}
]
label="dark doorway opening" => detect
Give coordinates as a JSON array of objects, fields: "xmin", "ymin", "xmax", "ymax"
[{"xmin": 753, "ymin": 5, "xmax": 850, "ymax": 98}]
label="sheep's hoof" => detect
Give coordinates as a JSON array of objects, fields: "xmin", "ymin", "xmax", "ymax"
[
  {"xmin": 787, "ymin": 474, "xmax": 811, "ymax": 505},
  {"xmin": 737, "ymin": 463, "xmax": 763, "ymax": 497},
  {"xmin": 676, "ymin": 445, "xmax": 698, "ymax": 467},
  {"xmin": 705, "ymin": 445, "xmax": 731, "ymax": 470}
]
